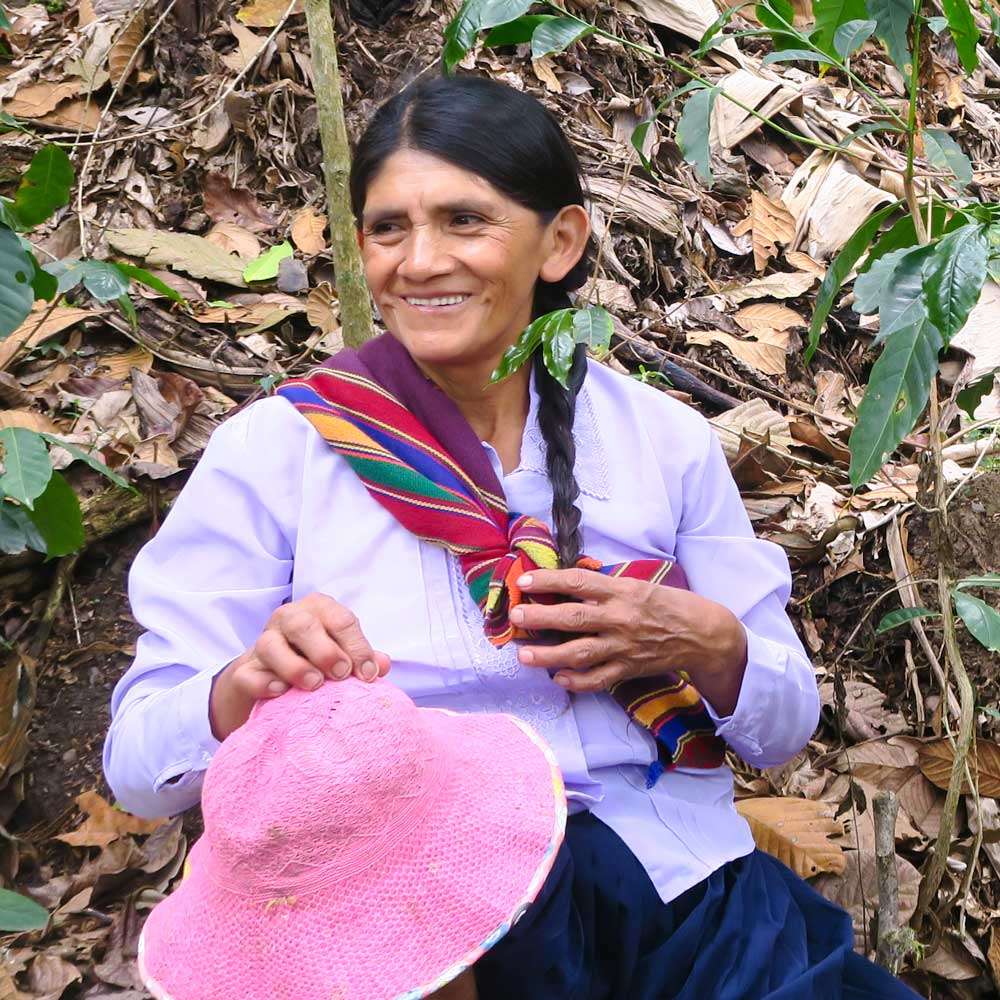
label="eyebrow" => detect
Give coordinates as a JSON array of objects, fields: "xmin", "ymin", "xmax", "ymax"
[{"xmin": 362, "ymin": 199, "xmax": 496, "ymax": 227}]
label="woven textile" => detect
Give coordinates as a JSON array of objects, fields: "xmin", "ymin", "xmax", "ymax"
[{"xmin": 276, "ymin": 334, "xmax": 725, "ymax": 777}]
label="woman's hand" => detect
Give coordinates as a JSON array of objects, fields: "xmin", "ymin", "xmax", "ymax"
[
  {"xmin": 510, "ymin": 568, "xmax": 748, "ymax": 715},
  {"xmin": 209, "ymin": 593, "xmax": 391, "ymax": 740}
]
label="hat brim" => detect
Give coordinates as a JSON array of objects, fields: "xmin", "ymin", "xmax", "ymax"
[{"xmin": 138, "ymin": 708, "xmax": 566, "ymax": 1000}]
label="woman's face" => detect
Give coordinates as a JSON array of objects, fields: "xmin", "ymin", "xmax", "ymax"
[{"xmin": 359, "ymin": 149, "xmax": 588, "ymax": 382}]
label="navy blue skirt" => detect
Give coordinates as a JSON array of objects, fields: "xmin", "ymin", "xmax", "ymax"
[{"xmin": 474, "ymin": 812, "xmax": 919, "ymax": 1000}]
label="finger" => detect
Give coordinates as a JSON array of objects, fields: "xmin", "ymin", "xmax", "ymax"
[
  {"xmin": 516, "ymin": 567, "xmax": 615, "ymax": 600},
  {"xmin": 509, "ymin": 599, "xmax": 606, "ymax": 633},
  {"xmin": 553, "ymin": 660, "xmax": 631, "ymax": 694},
  {"xmin": 518, "ymin": 635, "xmax": 619, "ymax": 671},
  {"xmin": 253, "ymin": 629, "xmax": 327, "ymax": 691},
  {"xmin": 314, "ymin": 600, "xmax": 379, "ymax": 681},
  {"xmin": 374, "ymin": 651, "xmax": 392, "ymax": 677},
  {"xmin": 278, "ymin": 607, "xmax": 352, "ymax": 679}
]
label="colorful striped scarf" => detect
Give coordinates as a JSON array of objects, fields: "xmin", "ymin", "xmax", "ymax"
[{"xmin": 276, "ymin": 334, "xmax": 725, "ymax": 782}]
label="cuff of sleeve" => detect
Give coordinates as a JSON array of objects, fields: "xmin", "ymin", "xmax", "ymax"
[
  {"xmin": 702, "ymin": 625, "xmax": 786, "ymax": 761},
  {"xmin": 153, "ymin": 664, "xmax": 226, "ymax": 792}
]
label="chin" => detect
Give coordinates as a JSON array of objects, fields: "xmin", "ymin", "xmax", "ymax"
[{"xmin": 390, "ymin": 327, "xmax": 488, "ymax": 370}]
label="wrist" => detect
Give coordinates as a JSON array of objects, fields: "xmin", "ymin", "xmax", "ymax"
[{"xmin": 209, "ymin": 654, "xmax": 256, "ymax": 741}]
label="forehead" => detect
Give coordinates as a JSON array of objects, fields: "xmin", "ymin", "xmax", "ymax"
[{"xmin": 362, "ymin": 149, "xmax": 509, "ymax": 215}]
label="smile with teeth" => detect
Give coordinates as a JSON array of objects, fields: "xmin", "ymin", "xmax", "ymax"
[{"xmin": 404, "ymin": 294, "xmax": 470, "ymax": 307}]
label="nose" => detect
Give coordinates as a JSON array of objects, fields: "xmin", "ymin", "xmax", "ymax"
[{"xmin": 397, "ymin": 224, "xmax": 455, "ymax": 282}]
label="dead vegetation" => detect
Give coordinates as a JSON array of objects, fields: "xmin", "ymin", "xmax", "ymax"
[{"xmin": 1, "ymin": 0, "xmax": 999, "ymax": 996}]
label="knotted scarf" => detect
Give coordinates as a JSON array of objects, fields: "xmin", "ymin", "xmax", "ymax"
[{"xmin": 276, "ymin": 334, "xmax": 725, "ymax": 782}]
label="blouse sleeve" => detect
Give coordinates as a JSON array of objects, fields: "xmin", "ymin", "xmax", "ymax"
[
  {"xmin": 673, "ymin": 418, "xmax": 819, "ymax": 769},
  {"xmin": 102, "ymin": 397, "xmax": 305, "ymax": 818}
]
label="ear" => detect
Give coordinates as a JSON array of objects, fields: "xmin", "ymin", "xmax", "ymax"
[{"xmin": 538, "ymin": 204, "xmax": 591, "ymax": 285}]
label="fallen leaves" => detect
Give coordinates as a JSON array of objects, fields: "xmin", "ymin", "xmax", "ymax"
[
  {"xmin": 106, "ymin": 229, "xmax": 249, "ymax": 286},
  {"xmin": 733, "ymin": 191, "xmax": 797, "ymax": 272},
  {"xmin": 54, "ymin": 791, "xmax": 165, "ymax": 849},
  {"xmin": 736, "ymin": 796, "xmax": 846, "ymax": 878},
  {"xmin": 918, "ymin": 738, "xmax": 1000, "ymax": 798},
  {"xmin": 290, "ymin": 207, "xmax": 328, "ymax": 255}
]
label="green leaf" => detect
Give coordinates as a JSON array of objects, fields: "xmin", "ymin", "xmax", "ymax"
[
  {"xmin": 82, "ymin": 260, "xmax": 131, "ymax": 302},
  {"xmin": 0, "ymin": 501, "xmax": 46, "ymax": 555},
  {"xmin": 848, "ymin": 311, "xmax": 943, "ymax": 487},
  {"xmin": 853, "ymin": 245, "xmax": 920, "ymax": 319},
  {"xmin": 491, "ymin": 312, "xmax": 553, "ymax": 383},
  {"xmin": 873, "ymin": 243, "xmax": 936, "ymax": 343},
  {"xmin": 876, "ymin": 606, "xmax": 940, "ymax": 633},
  {"xmin": 117, "ymin": 292, "xmax": 137, "ymax": 330},
  {"xmin": 484, "ymin": 14, "xmax": 555, "ymax": 46},
  {"xmin": 542, "ymin": 310, "xmax": 577, "ymax": 388},
  {"xmin": 833, "ymin": 18, "xmax": 877, "ymax": 59},
  {"xmin": 442, "ymin": 0, "xmax": 534, "ymax": 72},
  {"xmin": 812, "ymin": 0, "xmax": 870, "ymax": 56},
  {"xmin": 0, "ymin": 5, "xmax": 12, "ymax": 30},
  {"xmin": 922, "ymin": 128, "xmax": 973, "ymax": 190},
  {"xmin": 531, "ymin": 17, "xmax": 593, "ymax": 58},
  {"xmin": 572, "ymin": 306, "xmax": 613, "ymax": 352},
  {"xmin": 9, "ymin": 145, "xmax": 73, "ymax": 230},
  {"xmin": 921, "ymin": 225, "xmax": 989, "ymax": 341},
  {"xmin": 39, "ymin": 433, "xmax": 133, "ymax": 490},
  {"xmin": 955, "ymin": 573, "xmax": 1000, "ymax": 590},
  {"xmin": 111, "ymin": 262, "xmax": 185, "ymax": 304},
  {"xmin": 0, "ymin": 224, "xmax": 36, "ymax": 339},
  {"xmin": 957, "ymin": 373, "xmax": 995, "ymax": 418},
  {"xmin": 941, "ymin": 0, "xmax": 979, "ymax": 73},
  {"xmin": 953, "ymin": 591, "xmax": 1000, "ymax": 651},
  {"xmin": 242, "ymin": 241, "xmax": 293, "ymax": 283},
  {"xmin": 677, "ymin": 86, "xmax": 719, "ymax": 186},
  {"xmin": 868, "ymin": 0, "xmax": 914, "ymax": 79},
  {"xmin": 0, "ymin": 426, "xmax": 52, "ymax": 507},
  {"xmin": 24, "ymin": 469, "xmax": 83, "ymax": 556},
  {"xmin": 925, "ymin": 15, "xmax": 948, "ymax": 34},
  {"xmin": 761, "ymin": 48, "xmax": 830, "ymax": 64},
  {"xmin": 860, "ymin": 203, "xmax": 950, "ymax": 274},
  {"xmin": 693, "ymin": 1, "xmax": 755, "ymax": 57},
  {"xmin": 806, "ymin": 200, "xmax": 900, "ymax": 362},
  {"xmin": 30, "ymin": 253, "xmax": 57, "ymax": 301},
  {"xmin": 835, "ymin": 122, "xmax": 905, "ymax": 149},
  {"xmin": 755, "ymin": 0, "xmax": 800, "ymax": 49},
  {"xmin": 0, "ymin": 887, "xmax": 49, "ymax": 932}
]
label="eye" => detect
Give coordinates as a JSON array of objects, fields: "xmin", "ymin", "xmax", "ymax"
[
  {"xmin": 452, "ymin": 213, "xmax": 483, "ymax": 227},
  {"xmin": 370, "ymin": 221, "xmax": 399, "ymax": 235}
]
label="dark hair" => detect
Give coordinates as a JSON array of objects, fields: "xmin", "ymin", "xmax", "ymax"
[{"xmin": 349, "ymin": 75, "xmax": 594, "ymax": 567}]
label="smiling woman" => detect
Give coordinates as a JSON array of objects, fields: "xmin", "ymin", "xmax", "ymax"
[{"xmin": 104, "ymin": 75, "xmax": 920, "ymax": 1000}]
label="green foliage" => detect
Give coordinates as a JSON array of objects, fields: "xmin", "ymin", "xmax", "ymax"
[
  {"xmin": 46, "ymin": 258, "xmax": 131, "ymax": 302},
  {"xmin": 876, "ymin": 606, "xmax": 939, "ymax": 632},
  {"xmin": 867, "ymin": 0, "xmax": 915, "ymax": 80},
  {"xmin": 0, "ymin": 502, "xmax": 46, "ymax": 555},
  {"xmin": 921, "ymin": 226, "xmax": 989, "ymax": 339},
  {"xmin": 833, "ymin": 18, "xmax": 877, "ymax": 58},
  {"xmin": 530, "ymin": 16, "xmax": 593, "ymax": 59},
  {"xmin": 676, "ymin": 86, "xmax": 719, "ymax": 185},
  {"xmin": 483, "ymin": 14, "xmax": 553, "ymax": 46},
  {"xmin": 39, "ymin": 433, "xmax": 133, "ymax": 490},
  {"xmin": 443, "ymin": 0, "xmax": 534, "ymax": 72},
  {"xmin": 0, "ymin": 888, "xmax": 49, "ymax": 932},
  {"xmin": 242, "ymin": 241, "xmax": 293, "ymax": 282},
  {"xmin": 492, "ymin": 305, "xmax": 612, "ymax": 388},
  {"xmin": 921, "ymin": 128, "xmax": 973, "ymax": 190},
  {"xmin": 0, "ymin": 426, "xmax": 52, "ymax": 508},
  {"xmin": 953, "ymin": 592, "xmax": 1000, "ymax": 651},
  {"xmin": 26, "ymin": 470, "xmax": 84, "ymax": 556},
  {"xmin": 0, "ymin": 4, "xmax": 12, "ymax": 30},
  {"xmin": 812, "ymin": 0, "xmax": 871, "ymax": 56},
  {"xmin": 0, "ymin": 225, "xmax": 36, "ymax": 338},
  {"xmin": 941, "ymin": 0, "xmax": 980, "ymax": 73},
  {"xmin": 7, "ymin": 145, "xmax": 72, "ymax": 230}
]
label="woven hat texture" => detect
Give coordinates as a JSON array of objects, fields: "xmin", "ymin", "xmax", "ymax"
[{"xmin": 138, "ymin": 678, "xmax": 566, "ymax": 1000}]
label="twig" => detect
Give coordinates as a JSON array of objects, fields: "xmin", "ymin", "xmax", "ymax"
[
  {"xmin": 302, "ymin": 0, "xmax": 374, "ymax": 348},
  {"xmin": 903, "ymin": 640, "xmax": 926, "ymax": 731},
  {"xmin": 874, "ymin": 791, "xmax": 901, "ymax": 969},
  {"xmin": 28, "ymin": 553, "xmax": 81, "ymax": 660}
]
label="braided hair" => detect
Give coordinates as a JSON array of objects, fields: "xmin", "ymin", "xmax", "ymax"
[{"xmin": 350, "ymin": 75, "xmax": 595, "ymax": 568}]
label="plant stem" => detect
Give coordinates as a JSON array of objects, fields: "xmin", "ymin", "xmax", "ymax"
[
  {"xmin": 302, "ymin": 0, "xmax": 373, "ymax": 348},
  {"xmin": 903, "ymin": 4, "xmax": 928, "ymax": 244},
  {"xmin": 912, "ymin": 382, "xmax": 976, "ymax": 930}
]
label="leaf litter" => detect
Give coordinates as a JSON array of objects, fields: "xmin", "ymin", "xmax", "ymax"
[{"xmin": 0, "ymin": 0, "xmax": 999, "ymax": 996}]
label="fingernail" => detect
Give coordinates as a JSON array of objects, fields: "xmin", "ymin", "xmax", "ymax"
[
  {"xmin": 517, "ymin": 574, "xmax": 532, "ymax": 588},
  {"xmin": 510, "ymin": 607, "xmax": 525, "ymax": 624},
  {"xmin": 519, "ymin": 648, "xmax": 534, "ymax": 664},
  {"xmin": 305, "ymin": 670, "xmax": 324, "ymax": 689},
  {"xmin": 332, "ymin": 660, "xmax": 351, "ymax": 680},
  {"xmin": 268, "ymin": 680, "xmax": 289, "ymax": 695},
  {"xmin": 360, "ymin": 660, "xmax": 378, "ymax": 682}
]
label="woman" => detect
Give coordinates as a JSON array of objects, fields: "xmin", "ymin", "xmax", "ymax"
[{"xmin": 105, "ymin": 76, "xmax": 917, "ymax": 999}]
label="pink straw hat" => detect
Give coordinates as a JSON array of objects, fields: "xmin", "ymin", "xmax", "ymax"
[{"xmin": 137, "ymin": 678, "xmax": 566, "ymax": 1000}]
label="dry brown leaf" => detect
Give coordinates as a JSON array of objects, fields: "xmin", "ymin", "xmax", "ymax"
[
  {"xmin": 221, "ymin": 19, "xmax": 268, "ymax": 73},
  {"xmin": 55, "ymin": 790, "xmax": 165, "ymax": 847},
  {"xmin": 206, "ymin": 222, "xmax": 262, "ymax": 259},
  {"xmin": 710, "ymin": 69, "xmax": 798, "ymax": 149},
  {"xmin": 37, "ymin": 98, "xmax": 100, "ymax": 131},
  {"xmin": 733, "ymin": 303, "xmax": 805, "ymax": 335},
  {"xmin": 107, "ymin": 229, "xmax": 248, "ymax": 286},
  {"xmin": 108, "ymin": 10, "xmax": 146, "ymax": 85},
  {"xmin": 27, "ymin": 954, "xmax": 81, "ymax": 1000},
  {"xmin": 0, "ymin": 409, "xmax": 60, "ymax": 433},
  {"xmin": 290, "ymin": 207, "xmax": 328, "ymax": 255},
  {"xmin": 0, "ymin": 306, "xmax": 96, "ymax": 372},
  {"xmin": 237, "ymin": 0, "xmax": 304, "ymax": 26},
  {"xmin": 951, "ymin": 279, "xmax": 1000, "ymax": 380},
  {"xmin": 736, "ymin": 797, "xmax": 845, "ymax": 877},
  {"xmin": 4, "ymin": 80, "xmax": 79, "ymax": 118},
  {"xmin": 306, "ymin": 282, "xmax": 340, "ymax": 334},
  {"xmin": 532, "ymin": 55, "xmax": 562, "ymax": 93},
  {"xmin": 732, "ymin": 191, "xmax": 796, "ymax": 271},
  {"xmin": 988, "ymin": 926, "xmax": 1000, "ymax": 989},
  {"xmin": 785, "ymin": 250, "xmax": 827, "ymax": 277},
  {"xmin": 819, "ymin": 679, "xmax": 909, "ymax": 742},
  {"xmin": 918, "ymin": 738, "xmax": 1000, "ymax": 797},
  {"xmin": 721, "ymin": 270, "xmax": 818, "ymax": 304},
  {"xmin": 624, "ymin": 0, "xmax": 720, "ymax": 43},
  {"xmin": 687, "ymin": 328, "xmax": 789, "ymax": 377},
  {"xmin": 193, "ymin": 295, "xmax": 304, "ymax": 326},
  {"xmin": 917, "ymin": 933, "xmax": 984, "ymax": 981},
  {"xmin": 813, "ymin": 848, "xmax": 920, "ymax": 952},
  {"xmin": 711, "ymin": 397, "xmax": 795, "ymax": 461},
  {"xmin": 203, "ymin": 172, "xmax": 277, "ymax": 232},
  {"xmin": 94, "ymin": 347, "xmax": 155, "ymax": 380}
]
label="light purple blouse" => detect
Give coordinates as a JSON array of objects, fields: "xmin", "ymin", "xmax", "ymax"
[{"xmin": 103, "ymin": 359, "xmax": 819, "ymax": 904}]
